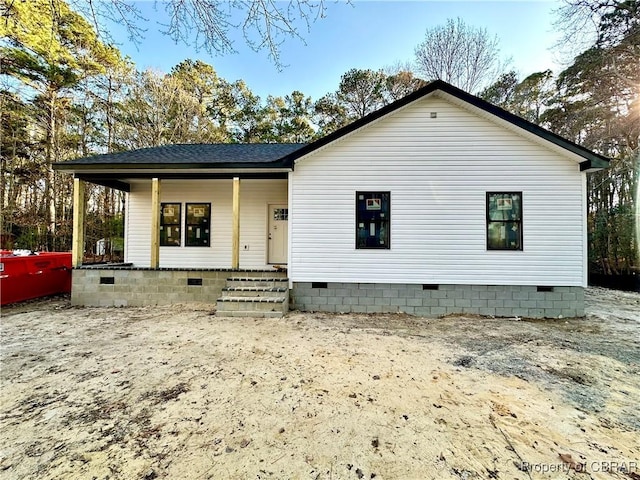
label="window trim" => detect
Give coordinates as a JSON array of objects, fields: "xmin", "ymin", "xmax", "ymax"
[
  {"xmin": 486, "ymin": 192, "xmax": 523, "ymax": 251},
  {"xmin": 185, "ymin": 202, "xmax": 211, "ymax": 247},
  {"xmin": 160, "ymin": 202, "xmax": 182, "ymax": 247},
  {"xmin": 355, "ymin": 191, "xmax": 391, "ymax": 250}
]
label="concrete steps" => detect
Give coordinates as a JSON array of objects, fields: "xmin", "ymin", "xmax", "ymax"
[{"xmin": 216, "ymin": 276, "xmax": 289, "ymax": 318}]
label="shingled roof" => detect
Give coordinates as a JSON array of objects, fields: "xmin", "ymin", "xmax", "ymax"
[
  {"xmin": 53, "ymin": 80, "xmax": 609, "ymax": 179},
  {"xmin": 55, "ymin": 143, "xmax": 307, "ymax": 170}
]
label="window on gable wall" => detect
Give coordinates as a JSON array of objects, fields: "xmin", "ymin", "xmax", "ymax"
[
  {"xmin": 160, "ymin": 203, "xmax": 181, "ymax": 246},
  {"xmin": 486, "ymin": 192, "xmax": 522, "ymax": 250},
  {"xmin": 356, "ymin": 191, "xmax": 390, "ymax": 249}
]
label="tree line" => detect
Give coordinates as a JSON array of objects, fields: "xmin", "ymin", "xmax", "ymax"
[{"xmin": 1, "ymin": 0, "xmax": 637, "ymax": 277}]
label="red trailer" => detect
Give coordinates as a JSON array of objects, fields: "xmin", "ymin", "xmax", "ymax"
[{"xmin": 0, "ymin": 252, "xmax": 72, "ymax": 306}]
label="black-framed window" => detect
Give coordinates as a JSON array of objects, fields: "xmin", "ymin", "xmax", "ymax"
[
  {"xmin": 185, "ymin": 203, "xmax": 211, "ymax": 247},
  {"xmin": 487, "ymin": 192, "xmax": 522, "ymax": 250},
  {"xmin": 356, "ymin": 191, "xmax": 390, "ymax": 249},
  {"xmin": 160, "ymin": 203, "xmax": 181, "ymax": 246}
]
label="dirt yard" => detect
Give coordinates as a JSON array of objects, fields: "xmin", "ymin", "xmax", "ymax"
[{"xmin": 1, "ymin": 287, "xmax": 639, "ymax": 480}]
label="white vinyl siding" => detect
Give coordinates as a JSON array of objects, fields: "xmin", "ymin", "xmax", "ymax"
[
  {"xmin": 126, "ymin": 179, "xmax": 287, "ymax": 268},
  {"xmin": 289, "ymin": 94, "xmax": 586, "ymax": 286}
]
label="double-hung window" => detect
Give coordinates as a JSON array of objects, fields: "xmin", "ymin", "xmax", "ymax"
[{"xmin": 486, "ymin": 192, "xmax": 522, "ymax": 250}]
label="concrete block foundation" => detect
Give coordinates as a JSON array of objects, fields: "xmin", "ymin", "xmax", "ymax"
[
  {"xmin": 71, "ymin": 267, "xmax": 280, "ymax": 307},
  {"xmin": 72, "ymin": 269, "xmax": 585, "ymax": 318},
  {"xmin": 291, "ymin": 282, "xmax": 584, "ymax": 319}
]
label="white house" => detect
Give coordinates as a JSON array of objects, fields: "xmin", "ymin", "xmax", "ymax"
[{"xmin": 54, "ymin": 80, "xmax": 609, "ymax": 318}]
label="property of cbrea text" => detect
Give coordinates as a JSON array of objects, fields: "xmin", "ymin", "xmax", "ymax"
[{"xmin": 520, "ymin": 460, "xmax": 638, "ymax": 474}]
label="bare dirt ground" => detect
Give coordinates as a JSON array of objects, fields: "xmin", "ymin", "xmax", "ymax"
[{"xmin": 1, "ymin": 287, "xmax": 639, "ymax": 480}]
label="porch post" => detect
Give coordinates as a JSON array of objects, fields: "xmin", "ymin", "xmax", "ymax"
[
  {"xmin": 232, "ymin": 177, "xmax": 240, "ymax": 269},
  {"xmin": 150, "ymin": 178, "xmax": 161, "ymax": 269},
  {"xmin": 71, "ymin": 177, "xmax": 85, "ymax": 268}
]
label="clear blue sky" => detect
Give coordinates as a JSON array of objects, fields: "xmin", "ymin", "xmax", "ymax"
[{"xmin": 106, "ymin": 1, "xmax": 565, "ymax": 100}]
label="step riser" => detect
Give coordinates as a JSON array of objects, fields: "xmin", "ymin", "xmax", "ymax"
[
  {"xmin": 222, "ymin": 289, "xmax": 287, "ymax": 298},
  {"xmin": 217, "ymin": 311, "xmax": 286, "ymax": 318},
  {"xmin": 217, "ymin": 301, "xmax": 288, "ymax": 313},
  {"xmin": 241, "ymin": 271, "xmax": 288, "ymax": 278},
  {"xmin": 227, "ymin": 280, "xmax": 288, "ymax": 288}
]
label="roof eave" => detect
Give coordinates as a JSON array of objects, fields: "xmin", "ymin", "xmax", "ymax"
[
  {"xmin": 580, "ymin": 158, "xmax": 610, "ymax": 172},
  {"xmin": 434, "ymin": 89, "xmax": 611, "ymax": 168},
  {"xmin": 53, "ymin": 161, "xmax": 294, "ymax": 172}
]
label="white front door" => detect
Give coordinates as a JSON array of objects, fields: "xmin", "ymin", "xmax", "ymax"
[{"xmin": 268, "ymin": 204, "xmax": 288, "ymax": 264}]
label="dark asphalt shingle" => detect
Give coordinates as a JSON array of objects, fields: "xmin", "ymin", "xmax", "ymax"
[{"xmin": 57, "ymin": 143, "xmax": 307, "ymax": 166}]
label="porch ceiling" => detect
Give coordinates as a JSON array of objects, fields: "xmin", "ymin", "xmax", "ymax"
[{"xmin": 76, "ymin": 170, "xmax": 290, "ymax": 191}]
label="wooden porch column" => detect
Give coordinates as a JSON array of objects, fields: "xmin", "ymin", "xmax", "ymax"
[
  {"xmin": 232, "ymin": 177, "xmax": 240, "ymax": 269},
  {"xmin": 71, "ymin": 177, "xmax": 86, "ymax": 268},
  {"xmin": 150, "ymin": 178, "xmax": 161, "ymax": 269}
]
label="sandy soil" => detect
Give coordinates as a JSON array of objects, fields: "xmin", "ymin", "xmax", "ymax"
[{"xmin": 1, "ymin": 287, "xmax": 639, "ymax": 480}]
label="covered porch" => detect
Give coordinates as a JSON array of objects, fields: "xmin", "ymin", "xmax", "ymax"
[
  {"xmin": 53, "ymin": 143, "xmax": 301, "ymax": 309},
  {"xmin": 67, "ymin": 174, "xmax": 289, "ymax": 308},
  {"xmin": 73, "ymin": 176, "xmax": 290, "ymax": 269}
]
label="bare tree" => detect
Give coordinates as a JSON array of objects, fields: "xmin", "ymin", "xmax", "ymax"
[
  {"xmin": 413, "ymin": 18, "xmax": 505, "ymax": 93},
  {"xmin": 69, "ymin": 0, "xmax": 335, "ymax": 68},
  {"xmin": 554, "ymin": 0, "xmax": 639, "ymax": 50}
]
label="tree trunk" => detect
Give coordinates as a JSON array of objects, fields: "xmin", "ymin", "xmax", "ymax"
[{"xmin": 44, "ymin": 89, "xmax": 58, "ymax": 251}]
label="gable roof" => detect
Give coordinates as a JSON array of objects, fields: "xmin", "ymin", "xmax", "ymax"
[
  {"xmin": 281, "ymin": 79, "xmax": 609, "ymax": 171},
  {"xmin": 53, "ymin": 80, "xmax": 609, "ymax": 178}
]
